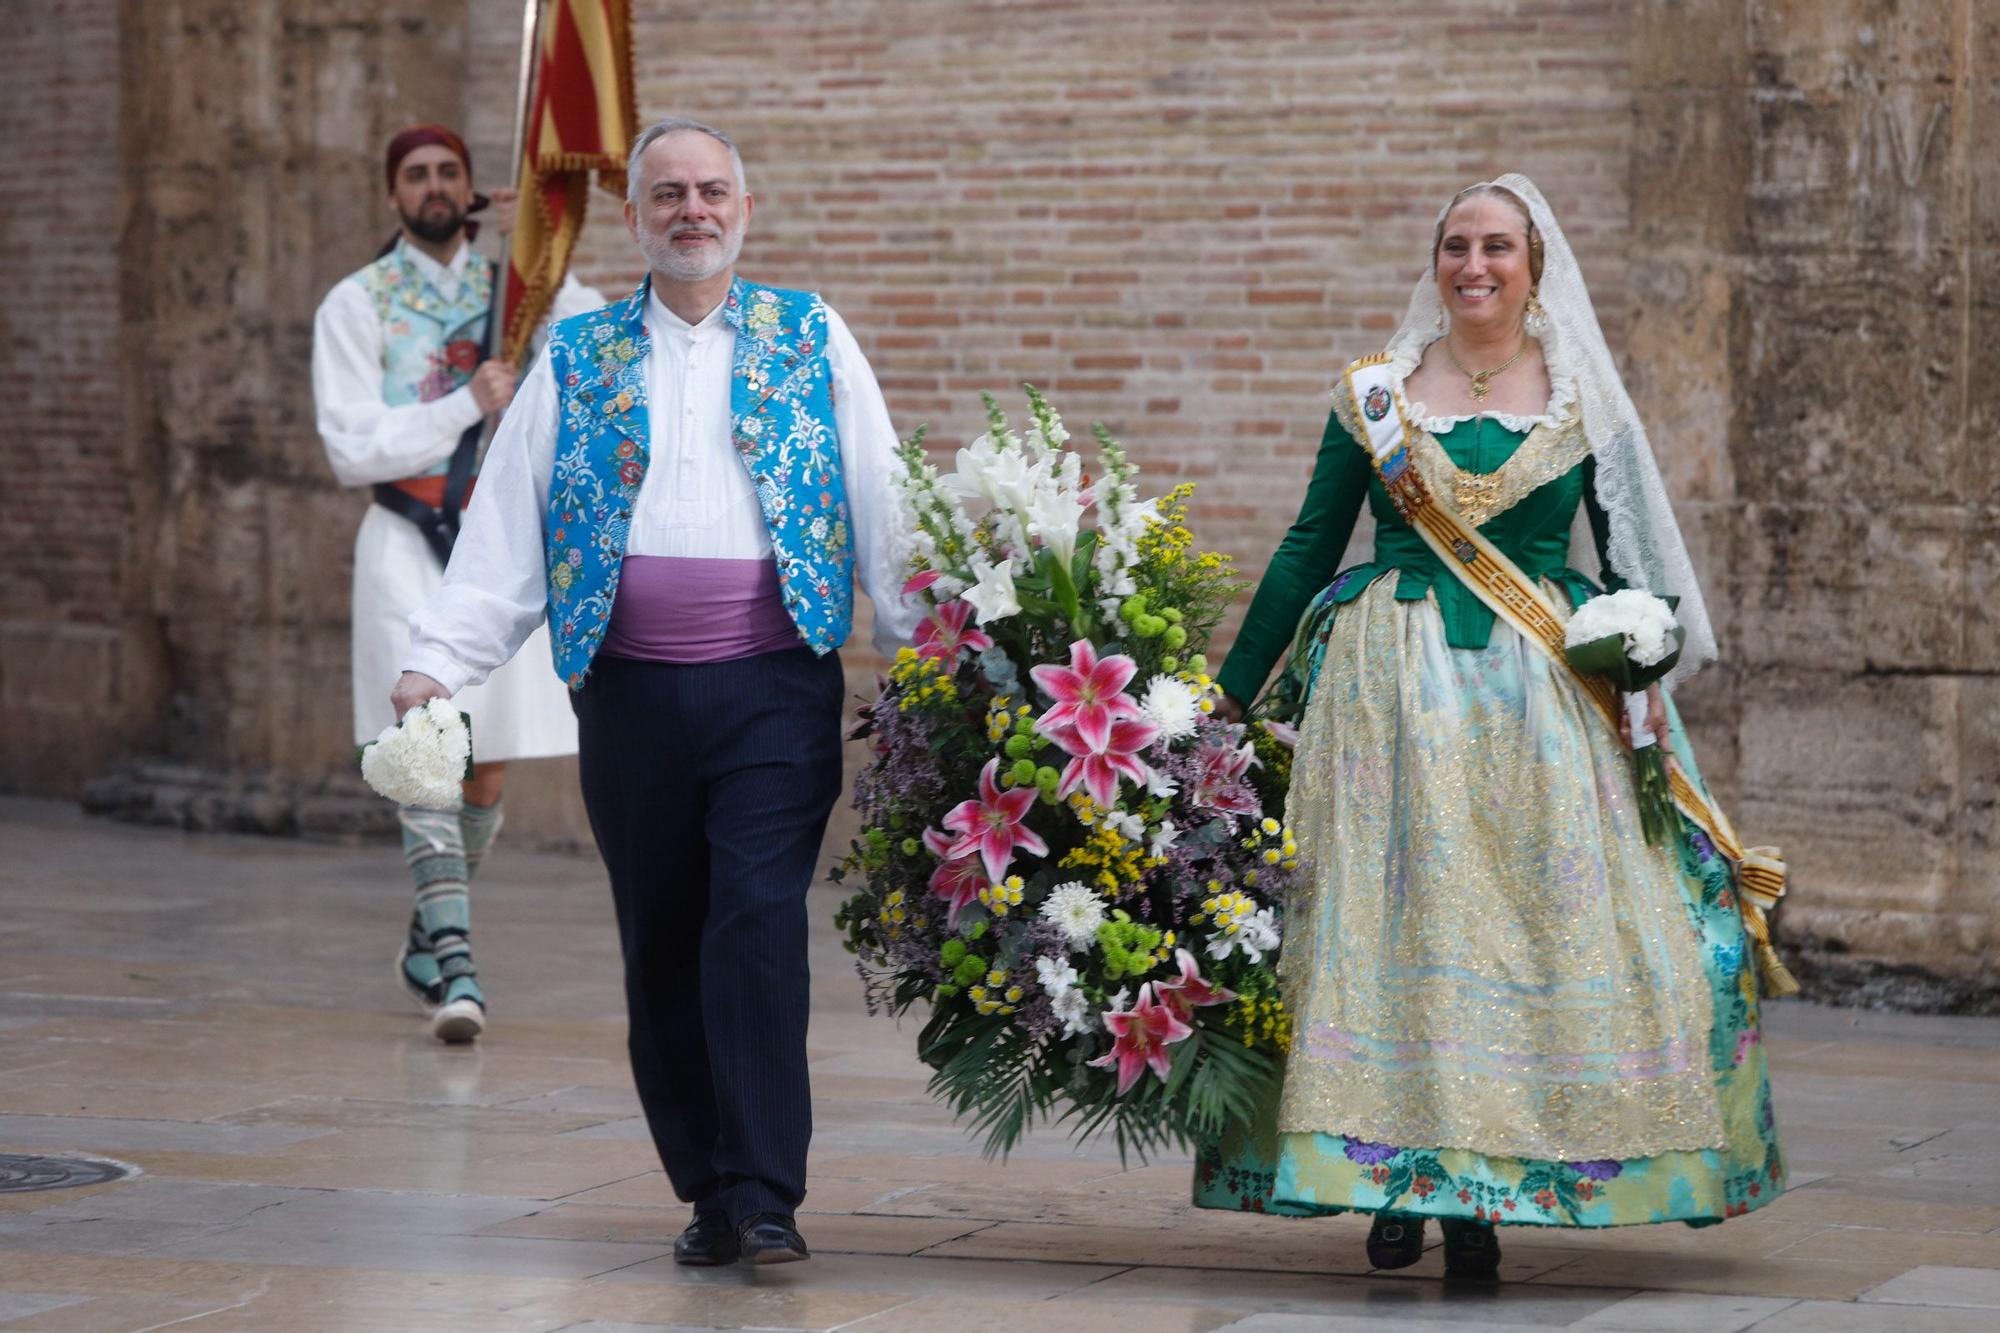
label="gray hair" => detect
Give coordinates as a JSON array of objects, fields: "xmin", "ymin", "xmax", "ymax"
[{"xmin": 625, "ymin": 116, "xmax": 747, "ymax": 207}]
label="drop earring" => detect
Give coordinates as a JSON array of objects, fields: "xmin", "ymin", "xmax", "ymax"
[{"xmin": 1524, "ymin": 286, "xmax": 1548, "ymax": 336}]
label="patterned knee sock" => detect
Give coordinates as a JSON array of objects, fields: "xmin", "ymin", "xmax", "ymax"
[
  {"xmin": 460, "ymin": 797, "xmax": 506, "ymax": 880},
  {"xmin": 400, "ymin": 806, "xmax": 484, "ymax": 1010},
  {"xmin": 394, "ymin": 809, "xmax": 444, "ymax": 1005}
]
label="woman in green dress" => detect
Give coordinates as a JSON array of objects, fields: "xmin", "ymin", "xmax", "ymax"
[{"xmin": 1202, "ymin": 176, "xmax": 1785, "ymax": 1278}]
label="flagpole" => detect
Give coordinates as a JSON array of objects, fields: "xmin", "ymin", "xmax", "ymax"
[{"xmin": 492, "ymin": 0, "xmax": 546, "ymax": 367}]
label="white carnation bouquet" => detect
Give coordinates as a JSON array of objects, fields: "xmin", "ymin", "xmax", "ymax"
[
  {"xmin": 358, "ymin": 699, "xmax": 472, "ymax": 810},
  {"xmin": 1564, "ymin": 589, "xmax": 1685, "ymax": 843}
]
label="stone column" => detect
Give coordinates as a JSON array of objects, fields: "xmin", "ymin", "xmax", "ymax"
[
  {"xmin": 84, "ymin": 0, "xmax": 479, "ymax": 832},
  {"xmin": 1630, "ymin": 0, "xmax": 1995, "ymax": 1002}
]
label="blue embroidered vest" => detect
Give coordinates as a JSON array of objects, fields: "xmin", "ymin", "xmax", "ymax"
[
  {"xmin": 349, "ymin": 240, "xmax": 494, "ymax": 478},
  {"xmin": 541, "ymin": 277, "xmax": 856, "ymax": 688}
]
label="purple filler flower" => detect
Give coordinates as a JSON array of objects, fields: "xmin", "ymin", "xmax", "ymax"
[
  {"xmin": 1343, "ymin": 1139, "xmax": 1399, "ymax": 1165},
  {"xmin": 1570, "ymin": 1160, "xmax": 1623, "ymax": 1181}
]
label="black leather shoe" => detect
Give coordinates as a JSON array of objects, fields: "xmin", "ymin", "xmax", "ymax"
[
  {"xmin": 736, "ymin": 1213, "xmax": 810, "ymax": 1265},
  {"xmin": 672, "ymin": 1211, "xmax": 739, "ymax": 1267},
  {"xmin": 1365, "ymin": 1213, "xmax": 1426, "ymax": 1269},
  {"xmin": 1440, "ymin": 1216, "xmax": 1501, "ymax": 1280}
]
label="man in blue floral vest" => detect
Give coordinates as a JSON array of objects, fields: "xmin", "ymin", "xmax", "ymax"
[{"xmin": 393, "ymin": 116, "xmax": 919, "ymax": 1265}]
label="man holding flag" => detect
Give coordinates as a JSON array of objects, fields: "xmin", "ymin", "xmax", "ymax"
[
  {"xmin": 391, "ymin": 113, "xmax": 919, "ymax": 1265},
  {"xmin": 312, "ymin": 122, "xmax": 603, "ymax": 1044}
]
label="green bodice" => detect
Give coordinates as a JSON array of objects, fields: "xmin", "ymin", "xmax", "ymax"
[{"xmin": 1218, "ymin": 408, "xmax": 1618, "ymax": 706}]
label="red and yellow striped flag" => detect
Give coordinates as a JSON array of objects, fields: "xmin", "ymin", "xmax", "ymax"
[{"xmin": 501, "ymin": 0, "xmax": 637, "ymax": 363}]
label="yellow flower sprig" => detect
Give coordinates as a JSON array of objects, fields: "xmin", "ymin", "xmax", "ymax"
[
  {"xmin": 1060, "ymin": 818, "xmax": 1164, "ymax": 895},
  {"xmin": 888, "ymin": 646, "xmax": 960, "ymax": 712}
]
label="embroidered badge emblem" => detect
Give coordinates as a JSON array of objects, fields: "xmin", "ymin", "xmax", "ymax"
[
  {"xmin": 1362, "ymin": 385, "xmax": 1393, "ymax": 422},
  {"xmin": 1453, "ymin": 538, "xmax": 1477, "ymax": 564}
]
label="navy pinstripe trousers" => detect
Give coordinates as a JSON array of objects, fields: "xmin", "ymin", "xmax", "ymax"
[{"xmin": 573, "ymin": 647, "xmax": 844, "ymax": 1225}]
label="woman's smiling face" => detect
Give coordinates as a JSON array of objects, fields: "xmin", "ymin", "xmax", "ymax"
[{"xmin": 1435, "ymin": 193, "xmax": 1536, "ymax": 337}]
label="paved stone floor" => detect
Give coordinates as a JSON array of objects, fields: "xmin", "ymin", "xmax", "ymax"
[{"xmin": 2, "ymin": 794, "xmax": 1998, "ymax": 1332}]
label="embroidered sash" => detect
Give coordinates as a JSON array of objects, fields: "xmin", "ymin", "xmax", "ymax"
[{"xmin": 1341, "ymin": 353, "xmax": 1798, "ymax": 998}]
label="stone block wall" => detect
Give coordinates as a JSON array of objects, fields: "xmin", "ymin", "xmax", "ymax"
[
  {"xmin": 0, "ymin": 0, "xmax": 157, "ymax": 792},
  {"xmin": 1628, "ymin": 0, "xmax": 1994, "ymax": 998}
]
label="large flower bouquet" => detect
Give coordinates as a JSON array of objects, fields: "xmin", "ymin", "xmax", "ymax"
[{"xmin": 834, "ymin": 389, "xmax": 1298, "ymax": 1159}]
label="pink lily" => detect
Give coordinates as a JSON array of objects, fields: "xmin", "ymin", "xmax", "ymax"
[
  {"xmin": 922, "ymin": 826, "xmax": 986, "ymax": 929},
  {"xmin": 902, "ymin": 569, "xmax": 942, "ymax": 597},
  {"xmin": 913, "ymin": 599, "xmax": 994, "ymax": 666},
  {"xmin": 1046, "ymin": 717, "xmax": 1160, "ymax": 810},
  {"xmin": 942, "ymin": 758, "xmax": 1049, "ymax": 883},
  {"xmin": 1088, "ymin": 982, "xmax": 1193, "ymax": 1095},
  {"xmin": 1190, "ymin": 738, "xmax": 1261, "ymax": 815},
  {"xmin": 1153, "ymin": 948, "xmax": 1237, "ymax": 1021},
  {"xmin": 1030, "ymin": 639, "xmax": 1143, "ymax": 752},
  {"xmin": 1261, "ymin": 720, "xmax": 1300, "ymax": 749}
]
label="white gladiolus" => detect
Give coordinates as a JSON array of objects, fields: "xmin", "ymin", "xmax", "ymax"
[
  {"xmin": 360, "ymin": 699, "xmax": 469, "ymax": 810},
  {"xmin": 1104, "ymin": 810, "xmax": 1146, "ymax": 843},
  {"xmin": 963, "ymin": 555, "xmax": 1022, "ymax": 624},
  {"xmin": 1051, "ymin": 986, "xmax": 1095, "ymax": 1036},
  {"xmin": 1035, "ymin": 954, "xmax": 1095, "ymax": 1033},
  {"xmin": 1205, "ymin": 905, "xmax": 1281, "ymax": 966},
  {"xmin": 1565, "ymin": 589, "xmax": 1680, "ymax": 667},
  {"xmin": 1026, "ymin": 487, "xmax": 1085, "ymax": 570},
  {"xmin": 1035, "ymin": 955, "xmax": 1079, "ymax": 994},
  {"xmin": 945, "ymin": 435, "xmax": 1043, "ymax": 513}
]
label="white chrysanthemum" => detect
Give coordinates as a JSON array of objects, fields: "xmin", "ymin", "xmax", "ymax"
[
  {"xmin": 1139, "ymin": 675, "xmax": 1201, "ymax": 741},
  {"xmin": 359, "ymin": 698, "xmax": 468, "ymax": 810},
  {"xmin": 1039, "ymin": 880, "xmax": 1105, "ymax": 951},
  {"xmin": 1565, "ymin": 589, "xmax": 1680, "ymax": 666}
]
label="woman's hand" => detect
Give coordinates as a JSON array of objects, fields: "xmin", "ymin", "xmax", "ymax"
[
  {"xmin": 1214, "ymin": 693, "xmax": 1247, "ymax": 725},
  {"xmin": 1617, "ymin": 682, "xmax": 1668, "ymax": 749}
]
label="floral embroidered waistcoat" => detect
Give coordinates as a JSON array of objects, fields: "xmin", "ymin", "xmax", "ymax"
[
  {"xmin": 541, "ymin": 276, "xmax": 855, "ymax": 688},
  {"xmin": 349, "ymin": 239, "xmax": 494, "ymax": 478}
]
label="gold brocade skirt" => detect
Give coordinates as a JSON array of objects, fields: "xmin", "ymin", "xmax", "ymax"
[{"xmin": 1278, "ymin": 579, "xmax": 1725, "ymax": 1163}]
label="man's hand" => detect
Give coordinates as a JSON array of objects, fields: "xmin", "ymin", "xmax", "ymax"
[
  {"xmin": 487, "ymin": 186, "xmax": 517, "ymax": 235},
  {"xmin": 470, "ymin": 358, "xmax": 517, "ymax": 416},
  {"xmin": 1214, "ymin": 693, "xmax": 1247, "ymax": 725},
  {"xmin": 391, "ymin": 671, "xmax": 451, "ymax": 722}
]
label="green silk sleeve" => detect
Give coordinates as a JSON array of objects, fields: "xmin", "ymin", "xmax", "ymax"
[{"xmin": 1216, "ymin": 408, "xmax": 1371, "ymax": 705}]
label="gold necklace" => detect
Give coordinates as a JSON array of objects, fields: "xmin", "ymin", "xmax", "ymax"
[{"xmin": 1444, "ymin": 338, "xmax": 1526, "ymax": 402}]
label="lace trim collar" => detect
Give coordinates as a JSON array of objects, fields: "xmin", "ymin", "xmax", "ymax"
[{"xmin": 1389, "ymin": 332, "xmax": 1580, "ymax": 435}]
